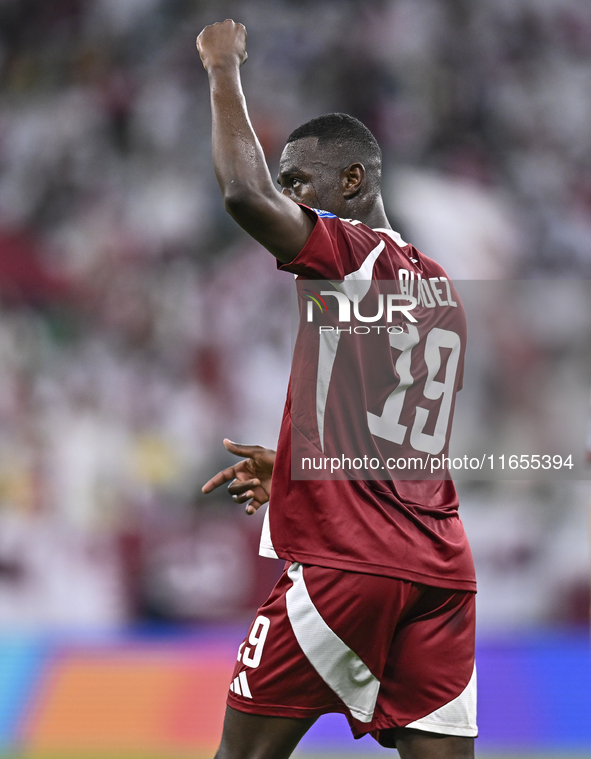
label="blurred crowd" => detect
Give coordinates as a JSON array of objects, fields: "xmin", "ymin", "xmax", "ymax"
[{"xmin": 0, "ymin": 0, "xmax": 588, "ymax": 629}]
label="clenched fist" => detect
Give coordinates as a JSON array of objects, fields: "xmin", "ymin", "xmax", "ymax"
[{"xmin": 196, "ymin": 19, "xmax": 248, "ymax": 72}]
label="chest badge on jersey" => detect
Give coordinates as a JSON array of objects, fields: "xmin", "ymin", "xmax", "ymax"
[{"xmin": 312, "ymin": 208, "xmax": 337, "ymax": 218}]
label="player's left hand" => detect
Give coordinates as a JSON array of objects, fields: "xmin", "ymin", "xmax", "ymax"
[{"xmin": 202, "ymin": 439, "xmax": 274, "ymax": 515}]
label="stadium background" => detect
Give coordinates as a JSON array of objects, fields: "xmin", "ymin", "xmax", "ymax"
[{"xmin": 0, "ymin": 0, "xmax": 588, "ymax": 756}]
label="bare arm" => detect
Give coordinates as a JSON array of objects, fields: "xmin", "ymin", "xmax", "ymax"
[{"xmin": 196, "ymin": 20, "xmax": 313, "ymax": 263}]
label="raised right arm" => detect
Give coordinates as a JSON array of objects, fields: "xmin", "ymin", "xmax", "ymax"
[{"xmin": 196, "ymin": 20, "xmax": 313, "ymax": 263}]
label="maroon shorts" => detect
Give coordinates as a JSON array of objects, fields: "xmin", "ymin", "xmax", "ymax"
[{"xmin": 227, "ymin": 562, "xmax": 477, "ymax": 744}]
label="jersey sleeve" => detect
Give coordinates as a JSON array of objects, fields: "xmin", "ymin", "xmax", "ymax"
[{"xmin": 277, "ymin": 205, "xmax": 379, "ymax": 280}]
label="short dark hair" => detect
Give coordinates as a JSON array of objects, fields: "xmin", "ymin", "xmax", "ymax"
[{"xmin": 287, "ymin": 113, "xmax": 382, "ymax": 177}]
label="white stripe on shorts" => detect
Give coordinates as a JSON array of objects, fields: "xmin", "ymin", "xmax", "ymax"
[
  {"xmin": 285, "ymin": 562, "xmax": 380, "ymax": 723},
  {"xmin": 405, "ymin": 665, "xmax": 477, "ymax": 738}
]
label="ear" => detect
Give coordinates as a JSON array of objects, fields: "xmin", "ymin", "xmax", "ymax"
[{"xmin": 341, "ymin": 163, "xmax": 365, "ymax": 198}]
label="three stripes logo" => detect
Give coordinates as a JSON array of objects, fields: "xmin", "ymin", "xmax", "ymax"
[{"xmin": 230, "ymin": 670, "xmax": 252, "ymax": 698}]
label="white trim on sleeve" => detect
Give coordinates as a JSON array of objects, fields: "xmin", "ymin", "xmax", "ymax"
[{"xmin": 258, "ymin": 505, "xmax": 279, "ymax": 559}]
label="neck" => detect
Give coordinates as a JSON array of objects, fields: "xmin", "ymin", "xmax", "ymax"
[{"xmin": 348, "ymin": 194, "xmax": 391, "ymax": 229}]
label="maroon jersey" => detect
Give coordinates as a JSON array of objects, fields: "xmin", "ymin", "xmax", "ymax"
[{"xmin": 261, "ymin": 207, "xmax": 476, "ymax": 591}]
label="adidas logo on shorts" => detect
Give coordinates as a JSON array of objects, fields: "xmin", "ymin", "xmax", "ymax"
[{"xmin": 229, "ymin": 671, "xmax": 252, "ymax": 698}]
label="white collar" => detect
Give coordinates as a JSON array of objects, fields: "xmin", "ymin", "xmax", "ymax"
[{"xmin": 373, "ymin": 227, "xmax": 408, "ymax": 247}]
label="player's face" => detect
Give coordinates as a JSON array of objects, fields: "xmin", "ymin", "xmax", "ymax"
[{"xmin": 277, "ymin": 137, "xmax": 346, "ymax": 216}]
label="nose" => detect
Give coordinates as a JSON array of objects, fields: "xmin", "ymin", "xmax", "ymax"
[{"xmin": 281, "ymin": 187, "xmax": 294, "ymax": 199}]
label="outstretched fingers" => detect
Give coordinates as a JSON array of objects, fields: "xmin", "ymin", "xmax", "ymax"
[
  {"xmin": 223, "ymin": 439, "xmax": 262, "ymax": 457},
  {"xmin": 202, "ymin": 439, "xmax": 274, "ymax": 514},
  {"xmin": 202, "ymin": 464, "xmax": 242, "ymax": 494}
]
